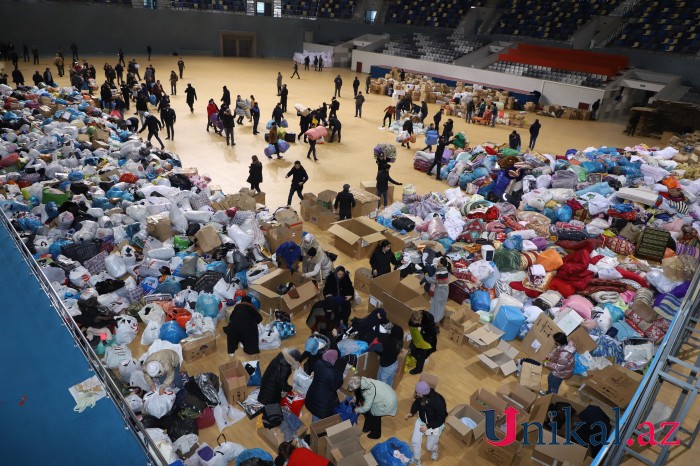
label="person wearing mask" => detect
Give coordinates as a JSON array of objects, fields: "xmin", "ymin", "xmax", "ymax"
[
  {"xmin": 276, "ymin": 441, "xmax": 331, "ymax": 466},
  {"xmin": 185, "ymin": 83, "xmax": 197, "ymax": 113},
  {"xmin": 376, "ymin": 324, "xmax": 404, "ymax": 387},
  {"xmin": 421, "ymin": 123, "xmax": 439, "ymax": 153},
  {"xmin": 221, "ymin": 108, "xmax": 236, "ymax": 146},
  {"xmin": 333, "ymin": 75, "xmax": 343, "ymax": 98},
  {"xmin": 328, "ymin": 115, "xmax": 342, "ymax": 143},
  {"xmin": 206, "ymin": 99, "xmax": 221, "ymax": 134},
  {"xmin": 306, "ymin": 124, "xmax": 319, "ymax": 161},
  {"xmin": 305, "ymin": 349, "xmax": 344, "ymax": 422},
  {"xmin": 405, "ymin": 381, "xmax": 448, "ymax": 464},
  {"xmin": 286, "ymin": 160, "xmax": 308, "ymax": 205},
  {"xmin": 370, "ymin": 240, "xmax": 401, "ymax": 277},
  {"xmin": 382, "ymin": 105, "xmax": 396, "ymax": 127},
  {"xmin": 543, "ymin": 332, "xmax": 576, "ymax": 395},
  {"xmin": 376, "ymin": 164, "xmax": 402, "ymax": 209},
  {"xmin": 423, "ymin": 267, "xmax": 450, "ymax": 324},
  {"xmin": 432, "ymin": 108, "xmax": 443, "ymax": 132},
  {"xmin": 160, "ymin": 104, "xmax": 176, "ymax": 141},
  {"xmin": 333, "ymin": 184, "xmax": 355, "ymax": 220},
  {"xmin": 280, "ymin": 84, "xmax": 289, "ymax": 113},
  {"xmin": 302, "ymin": 247, "xmax": 334, "ymax": 285},
  {"xmin": 169, "ymin": 70, "xmax": 178, "ymax": 95},
  {"xmin": 441, "ymin": 118, "xmax": 454, "ymax": 139},
  {"xmin": 329, "ymin": 97, "xmax": 340, "ymax": 119},
  {"xmin": 247, "ymin": 155, "xmax": 263, "ymax": 193},
  {"xmin": 139, "ymin": 112, "xmax": 165, "ymax": 149},
  {"xmin": 251, "ymin": 101, "xmax": 261, "ymax": 135},
  {"xmin": 177, "ymin": 58, "xmax": 185, "ymax": 79},
  {"xmin": 529, "ymin": 119, "xmax": 541, "ymax": 149},
  {"xmin": 347, "ymin": 376, "xmax": 398, "ymax": 440},
  {"xmin": 355, "ymin": 91, "xmax": 365, "ymax": 118},
  {"xmin": 257, "ymin": 348, "xmax": 302, "ymax": 405},
  {"xmin": 408, "ymin": 310, "xmax": 438, "ymax": 375},
  {"xmin": 353, "ymin": 76, "xmax": 360, "ymax": 97},
  {"xmin": 509, "ymin": 130, "xmax": 521, "ymax": 151},
  {"xmin": 323, "ymin": 266, "xmax": 354, "ymax": 325},
  {"xmin": 224, "ymin": 295, "xmax": 262, "ymax": 356},
  {"xmin": 276, "ymin": 72, "xmax": 283, "ymax": 95},
  {"xmin": 143, "ymin": 349, "xmax": 181, "ymax": 392}
]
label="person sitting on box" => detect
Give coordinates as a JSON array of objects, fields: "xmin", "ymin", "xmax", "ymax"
[
  {"xmin": 276, "ymin": 440, "xmax": 331, "ymax": 466},
  {"xmin": 405, "ymin": 380, "xmax": 448, "ymax": 464}
]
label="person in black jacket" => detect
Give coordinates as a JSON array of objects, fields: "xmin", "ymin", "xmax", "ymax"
[
  {"xmin": 408, "ymin": 310, "xmax": 438, "ymax": 374},
  {"xmin": 441, "ymin": 118, "xmax": 454, "ymax": 139},
  {"xmin": 401, "ymin": 119, "xmax": 414, "ymax": 149},
  {"xmin": 352, "ymin": 77, "xmax": 360, "ymax": 97},
  {"xmin": 272, "ymin": 103, "xmax": 284, "ymax": 127},
  {"xmin": 334, "ymin": 184, "xmax": 355, "ymax": 220},
  {"xmin": 323, "ymin": 266, "xmax": 354, "ymax": 326},
  {"xmin": 529, "ymin": 119, "xmax": 541, "ymax": 149},
  {"xmin": 42, "ymin": 68, "xmax": 53, "ymax": 86},
  {"xmin": 221, "ymin": 108, "xmax": 236, "ymax": 146},
  {"xmin": 328, "ymin": 116, "xmax": 342, "ymax": 143},
  {"xmin": 285, "ymin": 161, "xmax": 308, "ymax": 206},
  {"xmin": 509, "ymin": 130, "xmax": 521, "ymax": 151},
  {"xmin": 138, "ymin": 112, "xmax": 165, "ymax": 149},
  {"xmin": 405, "ymin": 381, "xmax": 448, "ymax": 463},
  {"xmin": 247, "ymin": 155, "xmax": 263, "ymax": 193},
  {"xmin": 257, "ymin": 348, "xmax": 302, "ymax": 406},
  {"xmin": 376, "ymin": 165, "xmax": 402, "ymax": 208},
  {"xmin": 334, "ymin": 75, "xmax": 343, "ymax": 98},
  {"xmin": 306, "ymin": 299, "xmax": 342, "ymax": 343},
  {"xmin": 370, "ymin": 240, "xmax": 401, "ymax": 277},
  {"xmin": 329, "ymin": 97, "xmax": 339, "ymax": 119},
  {"xmin": 185, "ymin": 83, "xmax": 197, "ymax": 113},
  {"xmin": 280, "ymin": 84, "xmax": 288, "ymax": 112},
  {"xmin": 376, "ymin": 324, "xmax": 404, "ymax": 387},
  {"xmin": 433, "ymin": 108, "xmax": 443, "ymax": 132},
  {"xmin": 221, "ymin": 85, "xmax": 231, "ymax": 107},
  {"xmin": 12, "ymin": 67, "xmax": 25, "ymax": 86},
  {"xmin": 305, "ymin": 349, "xmax": 344, "ymax": 422},
  {"xmin": 224, "ymin": 296, "xmax": 262, "ymax": 356},
  {"xmin": 160, "ymin": 104, "xmax": 176, "ymax": 141},
  {"xmin": 32, "ymin": 71, "xmax": 43, "ymax": 86},
  {"xmin": 298, "ymin": 110, "xmax": 312, "ymax": 143}
]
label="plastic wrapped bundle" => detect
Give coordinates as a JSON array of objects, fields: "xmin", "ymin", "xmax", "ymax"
[{"xmin": 374, "ymin": 143, "xmax": 397, "ymax": 162}]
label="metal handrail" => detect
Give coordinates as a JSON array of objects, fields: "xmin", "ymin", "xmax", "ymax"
[
  {"xmin": 0, "ymin": 211, "xmax": 168, "ymax": 466},
  {"xmin": 591, "ymin": 267, "xmax": 700, "ymax": 465}
]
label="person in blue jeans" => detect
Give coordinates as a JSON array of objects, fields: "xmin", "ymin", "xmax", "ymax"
[
  {"xmin": 542, "ymin": 332, "xmax": 576, "ymax": 395},
  {"xmin": 376, "ymin": 325, "xmax": 404, "ymax": 388}
]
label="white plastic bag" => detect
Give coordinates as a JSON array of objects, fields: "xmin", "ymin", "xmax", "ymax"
[
  {"xmin": 118, "ymin": 358, "xmax": 139, "ymax": 382},
  {"xmin": 213, "ymin": 403, "xmax": 245, "ymax": 431},
  {"xmin": 228, "ymin": 224, "xmax": 253, "ymax": 251},
  {"xmin": 173, "ymin": 434, "xmax": 199, "ymax": 459},
  {"xmin": 292, "ymin": 367, "xmax": 313, "ymax": 396},
  {"xmin": 258, "ymin": 323, "xmax": 281, "ymax": 351},
  {"xmin": 138, "ymin": 303, "xmax": 166, "ymax": 325},
  {"xmin": 143, "ymin": 428, "xmax": 178, "ymax": 463},
  {"xmin": 215, "ymin": 440, "xmax": 245, "ymax": 462},
  {"xmin": 103, "ymin": 344, "xmax": 133, "ymax": 369},
  {"xmin": 213, "ymin": 278, "xmax": 238, "ymax": 301},
  {"xmin": 105, "ymin": 254, "xmax": 127, "ymax": 278},
  {"xmin": 125, "ymin": 393, "xmax": 143, "ymax": 413},
  {"xmin": 140, "ymin": 320, "xmax": 161, "ymax": 346},
  {"xmin": 143, "ymin": 389, "xmax": 176, "ymax": 419},
  {"xmin": 129, "ymin": 370, "xmax": 150, "ymax": 392},
  {"xmin": 115, "ymin": 315, "xmax": 138, "ymax": 344}
]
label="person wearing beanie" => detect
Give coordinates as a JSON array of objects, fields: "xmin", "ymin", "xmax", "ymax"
[
  {"xmin": 334, "ymin": 184, "xmax": 356, "ymax": 220},
  {"xmin": 405, "ymin": 381, "xmax": 448, "ymax": 464},
  {"xmin": 348, "ymin": 376, "xmax": 398, "ymax": 439},
  {"xmin": 142, "ymin": 349, "xmax": 180, "ymax": 392},
  {"xmin": 305, "ymin": 348, "xmax": 345, "ymax": 422},
  {"xmin": 258, "ymin": 348, "xmax": 302, "ymax": 405},
  {"xmin": 224, "ymin": 295, "xmax": 262, "ymax": 356}
]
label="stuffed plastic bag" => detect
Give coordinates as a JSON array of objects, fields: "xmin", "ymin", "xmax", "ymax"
[
  {"xmin": 470, "ymin": 290, "xmax": 491, "ymax": 312},
  {"xmin": 159, "ymin": 320, "xmax": 187, "ymax": 344},
  {"xmin": 370, "ymin": 437, "xmax": 413, "ymax": 466},
  {"xmin": 337, "ymin": 339, "xmax": 369, "ymax": 357},
  {"xmin": 196, "ymin": 293, "xmax": 220, "ymax": 319},
  {"xmin": 115, "ymin": 315, "xmax": 139, "ymax": 344},
  {"xmin": 143, "ymin": 389, "xmax": 176, "ymax": 419},
  {"xmin": 292, "ymin": 368, "xmax": 313, "ymax": 396},
  {"xmin": 104, "ymin": 344, "xmax": 133, "ymax": 369},
  {"xmin": 125, "ymin": 393, "xmax": 143, "ymax": 413},
  {"xmin": 214, "ymin": 403, "xmax": 246, "ymax": 432},
  {"xmin": 139, "ymin": 303, "xmax": 166, "ymax": 325},
  {"xmin": 141, "ymin": 320, "xmax": 161, "ymax": 346},
  {"xmin": 118, "ymin": 358, "xmax": 140, "ymax": 382},
  {"xmin": 258, "ymin": 323, "xmax": 281, "ymax": 351},
  {"xmin": 228, "ymin": 224, "xmax": 253, "ymax": 251},
  {"xmin": 427, "ymin": 216, "xmax": 448, "ymax": 241},
  {"xmin": 105, "ymin": 254, "xmax": 127, "ymax": 278}
]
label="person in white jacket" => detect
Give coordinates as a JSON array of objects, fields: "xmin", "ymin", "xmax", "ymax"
[{"xmin": 302, "ymin": 247, "xmax": 334, "ymax": 286}]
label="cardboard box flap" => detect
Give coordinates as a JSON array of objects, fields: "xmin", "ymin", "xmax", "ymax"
[
  {"xmin": 470, "ymin": 389, "xmax": 508, "ymax": 416},
  {"xmin": 533, "ymin": 433, "xmax": 589, "ymax": 464},
  {"xmin": 328, "ymin": 223, "xmax": 362, "ymax": 245},
  {"xmin": 467, "ymin": 323, "xmax": 505, "ymax": 347},
  {"xmin": 354, "ymin": 216, "xmax": 387, "ymax": 233},
  {"xmin": 447, "ymin": 405, "xmax": 486, "ymax": 439},
  {"xmin": 363, "ymin": 231, "xmax": 388, "ymax": 245},
  {"xmin": 249, "ymin": 269, "xmax": 288, "ymax": 299},
  {"xmin": 584, "ymin": 365, "xmax": 642, "ymax": 408},
  {"xmin": 280, "ymin": 281, "xmax": 318, "ymax": 311}
]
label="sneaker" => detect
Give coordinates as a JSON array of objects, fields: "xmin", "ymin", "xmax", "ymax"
[
  {"xmin": 430, "ymin": 451, "xmax": 438, "ymax": 461},
  {"xmin": 539, "ymin": 390, "xmax": 547, "ymax": 396}
]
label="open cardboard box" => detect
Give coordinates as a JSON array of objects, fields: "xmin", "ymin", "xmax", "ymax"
[
  {"xmin": 257, "ymin": 422, "xmax": 307, "ymax": 451},
  {"xmin": 180, "ymin": 331, "xmax": 217, "ymax": 363},
  {"xmin": 520, "ymin": 361, "xmax": 543, "ymax": 392},
  {"xmin": 479, "ymin": 436, "xmax": 522, "ymax": 466},
  {"xmin": 466, "ymin": 323, "xmax": 505, "ymax": 351},
  {"xmin": 447, "ymin": 307, "xmax": 481, "ymax": 345},
  {"xmin": 526, "ymin": 394, "xmax": 588, "ymax": 464},
  {"xmin": 477, "ymin": 340, "xmax": 519, "ymax": 376},
  {"xmin": 310, "ymin": 414, "xmax": 342, "ymax": 455},
  {"xmin": 578, "ymin": 365, "xmax": 643, "ymax": 419},
  {"xmin": 329, "ymin": 438, "xmax": 366, "ymax": 466},
  {"xmin": 522, "ymin": 314, "xmax": 596, "ymax": 362},
  {"xmin": 497, "ymin": 383, "xmax": 538, "ymax": 413},
  {"xmin": 249, "ymin": 268, "xmax": 317, "ymax": 316},
  {"xmin": 274, "ymin": 208, "xmax": 304, "ymax": 244},
  {"xmin": 308, "ymin": 205, "xmax": 337, "ymax": 231},
  {"xmin": 262, "ymin": 224, "xmax": 293, "ymax": 252},
  {"xmin": 328, "ymin": 217, "xmax": 386, "ymax": 260},
  {"xmin": 325, "ymin": 420, "xmax": 362, "ymax": 457},
  {"xmin": 368, "ymin": 270, "xmax": 429, "ymax": 326},
  {"xmin": 382, "ymin": 229, "xmax": 420, "ymax": 252},
  {"xmin": 471, "ymin": 388, "xmax": 508, "ymax": 417},
  {"xmin": 446, "ymin": 404, "xmax": 485, "ymax": 446},
  {"xmin": 219, "ymin": 359, "xmax": 249, "ymax": 404},
  {"xmin": 317, "ymin": 189, "xmax": 337, "ymax": 210},
  {"xmin": 360, "ymin": 181, "xmax": 394, "ymax": 204}
]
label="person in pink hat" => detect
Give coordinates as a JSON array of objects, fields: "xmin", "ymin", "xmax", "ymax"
[{"xmin": 404, "ymin": 381, "xmax": 447, "ymax": 464}]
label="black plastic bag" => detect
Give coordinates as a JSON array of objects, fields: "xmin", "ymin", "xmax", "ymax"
[
  {"xmin": 194, "ymin": 373, "xmax": 220, "ymax": 406},
  {"xmin": 169, "ymin": 174, "xmax": 192, "ymax": 191},
  {"xmin": 392, "ymin": 217, "xmax": 416, "ymax": 232},
  {"xmin": 168, "ymin": 416, "xmax": 198, "ymax": 441}
]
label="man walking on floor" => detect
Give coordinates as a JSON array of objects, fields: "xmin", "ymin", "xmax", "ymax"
[
  {"xmin": 291, "ymin": 61, "xmax": 300, "ymax": 79},
  {"xmin": 355, "ymin": 92, "xmax": 365, "ymax": 118},
  {"xmin": 161, "ymin": 104, "xmax": 176, "ymax": 141},
  {"xmin": 334, "ymin": 184, "xmax": 356, "ymax": 220},
  {"xmin": 286, "ymin": 161, "xmax": 308, "ymax": 207},
  {"xmin": 139, "ymin": 112, "xmax": 165, "ymax": 149},
  {"xmin": 334, "ymin": 75, "xmax": 343, "ymax": 98},
  {"xmin": 529, "ymin": 119, "xmax": 541, "ymax": 150},
  {"xmin": 178, "ymin": 58, "xmax": 185, "ymax": 79},
  {"xmin": 185, "ymin": 83, "xmax": 197, "ymax": 113}
]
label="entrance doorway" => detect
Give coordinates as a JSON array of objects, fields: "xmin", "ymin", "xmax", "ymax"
[{"xmin": 220, "ymin": 32, "xmax": 256, "ymax": 57}]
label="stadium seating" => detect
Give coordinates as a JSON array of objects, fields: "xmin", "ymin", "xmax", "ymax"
[
  {"xmin": 384, "ymin": 0, "xmax": 472, "ymax": 28},
  {"xmin": 282, "ymin": 0, "xmax": 319, "ymax": 17},
  {"xmin": 318, "ymin": 0, "xmax": 355, "ymax": 19},
  {"xmin": 488, "ymin": 61, "xmax": 608, "ymax": 88},
  {"xmin": 492, "ymin": 0, "xmax": 622, "ymax": 42},
  {"xmin": 172, "ymin": 0, "xmax": 246, "ymax": 12},
  {"xmin": 382, "ymin": 32, "xmax": 483, "ymax": 64},
  {"xmin": 612, "ymin": 0, "xmax": 700, "ymax": 55}
]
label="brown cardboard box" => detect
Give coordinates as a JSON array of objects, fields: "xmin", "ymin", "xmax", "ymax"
[
  {"xmin": 77, "ymin": 134, "xmax": 90, "ymax": 144},
  {"xmin": 262, "ymin": 224, "xmax": 293, "ymax": 252},
  {"xmin": 38, "ymin": 95, "xmax": 52, "ymax": 106},
  {"xmin": 328, "ymin": 217, "xmax": 386, "ymax": 260},
  {"xmin": 465, "ymin": 323, "xmax": 504, "ymax": 351},
  {"xmin": 180, "ymin": 331, "xmax": 217, "ymax": 363},
  {"xmin": 349, "ymin": 188, "xmax": 380, "ymax": 218},
  {"xmin": 310, "ymin": 414, "xmax": 342, "ymax": 455},
  {"xmin": 92, "ymin": 128, "xmax": 110, "ymax": 142},
  {"xmin": 39, "ymin": 105, "xmax": 53, "ymax": 118},
  {"xmin": 219, "ymin": 359, "xmax": 249, "ymax": 404},
  {"xmin": 578, "ymin": 365, "xmax": 642, "ymax": 412},
  {"xmin": 446, "ymin": 405, "xmax": 485, "ymax": 446},
  {"xmin": 317, "ymin": 189, "xmax": 337, "ymax": 210},
  {"xmin": 419, "ymin": 373, "xmax": 439, "ymax": 389},
  {"xmin": 353, "ymin": 267, "xmax": 373, "ymax": 294},
  {"xmin": 194, "ymin": 225, "xmax": 221, "ymax": 253},
  {"xmin": 520, "ymin": 361, "xmax": 543, "ymax": 392},
  {"xmin": 360, "ymin": 181, "xmax": 394, "ymax": 204},
  {"xmin": 91, "ymin": 140, "xmax": 109, "ymax": 150},
  {"xmin": 448, "ymin": 308, "xmax": 481, "ymax": 344},
  {"xmin": 147, "ymin": 216, "xmax": 174, "ymax": 242},
  {"xmin": 212, "ymin": 193, "xmax": 257, "ymax": 212},
  {"xmin": 477, "ymin": 340, "xmax": 519, "ymax": 376},
  {"xmin": 257, "ymin": 423, "xmax": 307, "ymax": 451},
  {"xmin": 325, "ymin": 420, "xmax": 362, "ymax": 457},
  {"xmin": 249, "ymin": 268, "xmax": 317, "ymax": 316},
  {"xmin": 239, "ymin": 187, "xmax": 265, "ymax": 205},
  {"xmin": 479, "ymin": 438, "xmax": 522, "ymax": 466},
  {"xmin": 309, "ymin": 205, "xmax": 337, "ymax": 231},
  {"xmin": 531, "ymin": 432, "xmax": 588, "ymax": 465},
  {"xmin": 496, "ymin": 383, "xmax": 538, "ymax": 412},
  {"xmin": 382, "ymin": 229, "xmax": 420, "ymax": 253},
  {"xmin": 522, "ymin": 314, "xmax": 595, "ymax": 361},
  {"xmin": 303, "ymin": 192, "xmax": 318, "ymax": 202},
  {"xmin": 330, "ymin": 438, "xmax": 365, "ymax": 466},
  {"xmin": 471, "ymin": 389, "xmax": 508, "ymax": 416},
  {"xmin": 368, "ymin": 271, "xmax": 429, "ymax": 326},
  {"xmin": 393, "ymin": 349, "xmax": 409, "ymax": 390},
  {"xmin": 300, "ymin": 199, "xmax": 315, "ymax": 221},
  {"xmin": 274, "ymin": 208, "xmax": 303, "ymax": 244},
  {"xmin": 526, "ymin": 394, "xmax": 588, "ymax": 463},
  {"xmin": 337, "ymin": 352, "xmax": 381, "ymax": 398}
]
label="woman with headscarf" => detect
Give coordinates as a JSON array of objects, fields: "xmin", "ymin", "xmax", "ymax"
[
  {"xmin": 257, "ymin": 348, "xmax": 302, "ymax": 405},
  {"xmin": 305, "ymin": 349, "xmax": 345, "ymax": 422},
  {"xmin": 323, "ymin": 266, "xmax": 355, "ymax": 326},
  {"xmin": 408, "ymin": 310, "xmax": 438, "ymax": 375},
  {"xmin": 300, "ymin": 232, "xmax": 321, "ymax": 257},
  {"xmin": 348, "ymin": 376, "xmax": 398, "ymax": 439},
  {"xmin": 142, "ymin": 348, "xmax": 181, "ymax": 392}
]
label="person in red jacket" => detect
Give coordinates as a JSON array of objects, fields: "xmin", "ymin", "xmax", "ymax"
[
  {"xmin": 206, "ymin": 99, "xmax": 221, "ymax": 134},
  {"xmin": 276, "ymin": 441, "xmax": 331, "ymax": 466}
]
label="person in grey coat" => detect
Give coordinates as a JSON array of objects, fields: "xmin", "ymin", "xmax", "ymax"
[
  {"xmin": 423, "ymin": 267, "xmax": 450, "ymax": 324},
  {"xmin": 348, "ymin": 376, "xmax": 398, "ymax": 439}
]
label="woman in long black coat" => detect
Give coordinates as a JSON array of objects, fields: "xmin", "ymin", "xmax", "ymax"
[
  {"xmin": 323, "ymin": 266, "xmax": 355, "ymax": 326},
  {"xmin": 305, "ymin": 349, "xmax": 344, "ymax": 421},
  {"xmin": 247, "ymin": 155, "xmax": 263, "ymax": 194},
  {"xmin": 224, "ymin": 296, "xmax": 262, "ymax": 356},
  {"xmin": 257, "ymin": 348, "xmax": 302, "ymax": 406}
]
